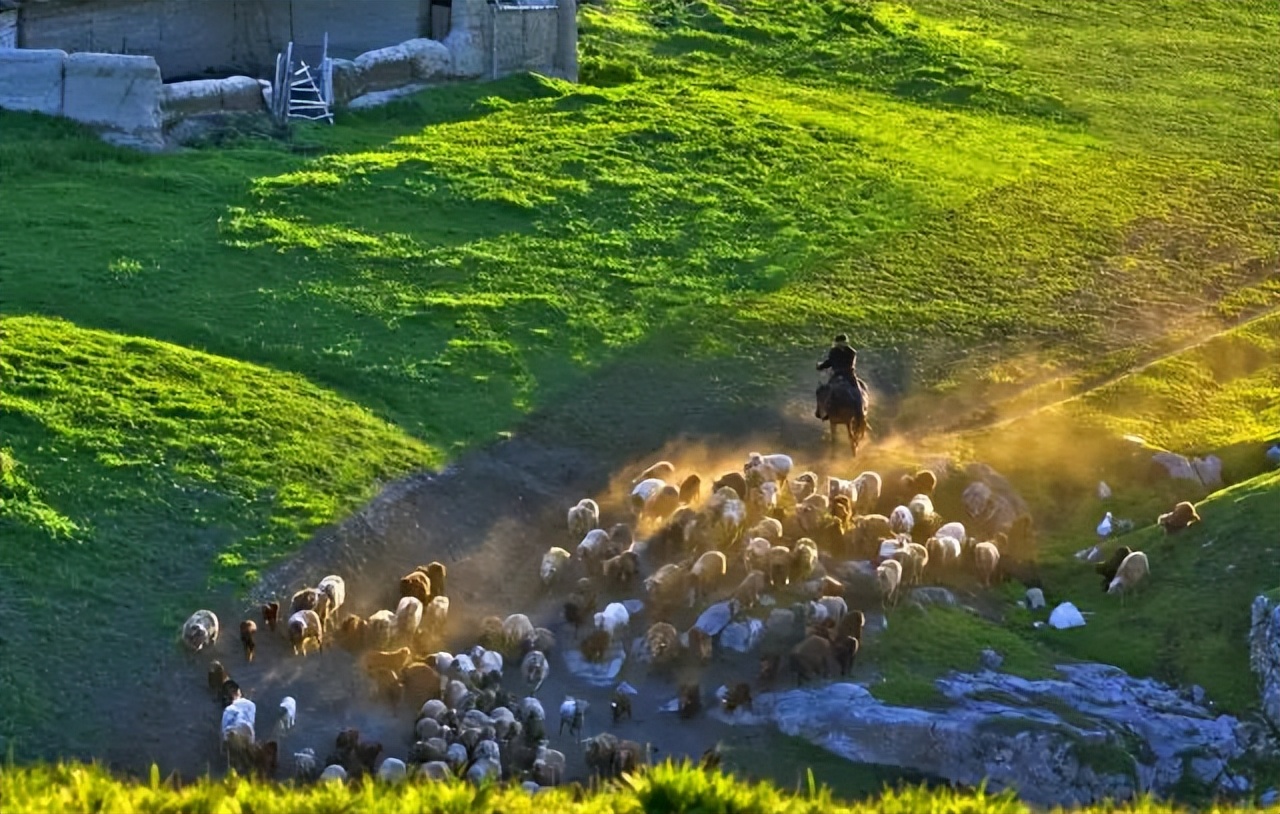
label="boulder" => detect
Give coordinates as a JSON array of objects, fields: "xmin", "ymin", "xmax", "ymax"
[
  {"xmin": 1026, "ymin": 588, "xmax": 1046, "ymax": 610},
  {"xmin": 720, "ymin": 619, "xmax": 764, "ymax": 653},
  {"xmin": 0, "ymin": 48, "xmax": 66, "ymax": 115},
  {"xmin": 376, "ymin": 757, "xmax": 407, "ymax": 783},
  {"xmin": 220, "ymin": 76, "xmax": 265, "ymax": 112},
  {"xmin": 908, "ymin": 587, "xmax": 956, "ymax": 608},
  {"xmin": 1249, "ymin": 595, "xmax": 1280, "ymax": 731},
  {"xmin": 402, "ymin": 37, "xmax": 452, "ymax": 80},
  {"xmin": 1191, "ymin": 455, "xmax": 1223, "ymax": 489},
  {"xmin": 832, "ymin": 560, "xmax": 880, "ymax": 603},
  {"xmin": 63, "ymin": 53, "xmax": 162, "ymax": 138},
  {"xmin": 561, "ymin": 640, "xmax": 625, "ymax": 687},
  {"xmin": 980, "ymin": 648, "xmax": 1004, "ymax": 671},
  {"xmin": 1049, "ymin": 602, "xmax": 1085, "ymax": 630},
  {"xmin": 694, "ymin": 601, "xmax": 734, "ymax": 637},
  {"xmin": 1151, "ymin": 451, "xmax": 1196, "ymax": 481},
  {"xmin": 329, "ymin": 58, "xmax": 363, "ymax": 105},
  {"xmin": 160, "ymin": 79, "xmax": 223, "ymax": 120},
  {"xmin": 354, "ymin": 43, "xmax": 415, "ymax": 94},
  {"xmin": 735, "ymin": 662, "xmax": 1248, "ymax": 806}
]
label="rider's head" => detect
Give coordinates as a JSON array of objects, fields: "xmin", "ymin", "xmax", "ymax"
[{"xmin": 833, "ymin": 334, "xmax": 848, "ymax": 346}]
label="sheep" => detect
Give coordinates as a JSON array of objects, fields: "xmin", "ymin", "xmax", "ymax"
[
  {"xmin": 1107, "ymin": 550, "xmax": 1150, "ymax": 599},
  {"xmin": 850, "ymin": 513, "xmax": 894, "ymax": 557},
  {"xmin": 678, "ymin": 683, "xmax": 702, "ymax": 719},
  {"xmin": 399, "ymin": 571, "xmax": 431, "ymax": 605},
  {"xmin": 503, "ymin": 614, "xmax": 535, "ymax": 652},
  {"xmin": 580, "ymin": 629, "xmax": 612, "ymax": 663},
  {"xmin": 576, "ymin": 528, "xmax": 613, "ymax": 575},
  {"xmin": 567, "ymin": 498, "xmax": 601, "ymax": 541},
  {"xmin": 936, "ymin": 521, "xmax": 967, "ymax": 545},
  {"xmin": 423, "ymin": 595, "xmax": 449, "ymax": 639},
  {"xmin": 395, "ymin": 596, "xmax": 424, "ymax": 643},
  {"xmin": 290, "ymin": 588, "xmax": 321, "ymax": 615},
  {"xmin": 611, "ymin": 690, "xmax": 633, "ymax": 724},
  {"xmin": 645, "ymin": 562, "xmax": 694, "ymax": 612},
  {"xmin": 642, "ymin": 622, "xmax": 681, "ymax": 665},
  {"xmin": 889, "ymin": 505, "xmax": 914, "ymax": 535},
  {"xmin": 789, "ymin": 471, "xmax": 819, "ymax": 502},
  {"xmin": 832, "ymin": 635, "xmax": 859, "ymax": 677},
  {"xmin": 338, "ymin": 614, "xmax": 370, "ymax": 652},
  {"xmin": 816, "ymin": 595, "xmax": 847, "ymax": 624},
  {"xmin": 317, "ymin": 575, "xmax": 346, "ymax": 631},
  {"xmin": 521, "ymin": 650, "xmax": 550, "ymax": 694},
  {"xmin": 837, "ymin": 609, "xmax": 865, "ymax": 642},
  {"xmin": 221, "ymin": 696, "xmax": 257, "ymax": 766},
  {"xmin": 1158, "ymin": 501, "xmax": 1201, "ymax": 534},
  {"xmin": 602, "ymin": 550, "xmax": 641, "ymax": 588},
  {"xmin": 791, "ymin": 539, "xmax": 819, "ymax": 581},
  {"xmin": 594, "ymin": 602, "xmax": 630, "ymax": 641},
  {"xmin": 906, "ymin": 469, "xmax": 937, "ymax": 497},
  {"xmin": 584, "ymin": 733, "xmax": 620, "ymax": 778},
  {"xmin": 744, "ymin": 536, "xmax": 773, "ymax": 573},
  {"xmin": 293, "ymin": 748, "xmax": 318, "ymax": 782},
  {"xmin": 686, "ymin": 626, "xmax": 713, "ymax": 664},
  {"xmin": 830, "ymin": 494, "xmax": 854, "ymax": 526},
  {"xmin": 522, "ymin": 627, "xmax": 556, "ymax": 658},
  {"xmin": 261, "ymin": 602, "xmax": 280, "ymax": 633},
  {"xmin": 1096, "ymin": 545, "xmax": 1133, "ymax": 592},
  {"xmin": 711, "ymin": 471, "xmax": 748, "ymax": 500},
  {"xmin": 402, "ymin": 662, "xmax": 441, "ymax": 704},
  {"xmin": 733, "ymin": 570, "xmax": 768, "ymax": 610},
  {"xmin": 564, "ymin": 578, "xmax": 597, "ymax": 634},
  {"xmin": 746, "ymin": 480, "xmax": 780, "ymax": 518},
  {"xmin": 892, "ymin": 541, "xmax": 929, "ymax": 586},
  {"xmin": 679, "ymin": 473, "xmax": 702, "ymax": 505},
  {"xmin": 876, "ymin": 559, "xmax": 903, "ymax": 608},
  {"xmin": 908, "ymin": 493, "xmax": 935, "ymax": 524},
  {"xmin": 974, "ymin": 541, "xmax": 1001, "ymax": 587},
  {"xmin": 819, "ymin": 576, "xmax": 845, "ymax": 597},
  {"xmin": 744, "ymin": 452, "xmax": 793, "ymax": 483},
  {"xmin": 827, "ymin": 476, "xmax": 856, "ymax": 505},
  {"xmin": 207, "ymin": 660, "xmax": 229, "ymax": 695},
  {"xmin": 852, "ymin": 471, "xmax": 882, "ymax": 515},
  {"xmin": 365, "ymin": 646, "xmax": 412, "ymax": 674},
  {"xmin": 238, "ymin": 620, "xmax": 257, "ymax": 663},
  {"xmin": 766, "ymin": 545, "xmax": 793, "ymax": 588},
  {"xmin": 287, "ymin": 609, "xmax": 323, "ymax": 656},
  {"xmin": 613, "ymin": 739, "xmax": 650, "ymax": 775},
  {"xmin": 377, "ymin": 757, "xmax": 408, "ymax": 784},
  {"xmin": 630, "ymin": 477, "xmax": 667, "ymax": 515},
  {"xmin": 635, "ymin": 460, "xmax": 676, "ymax": 484},
  {"xmin": 789, "ymin": 635, "xmax": 835, "ymax": 685},
  {"xmin": 723, "ymin": 682, "xmax": 753, "ymax": 713},
  {"xmin": 691, "ymin": 551, "xmax": 728, "ymax": 600},
  {"xmin": 748, "ymin": 517, "xmax": 784, "ymax": 543},
  {"xmin": 644, "ymin": 484, "xmax": 683, "ymax": 523},
  {"xmin": 279, "ymin": 696, "xmax": 296, "ymax": 731},
  {"xmin": 182, "ymin": 610, "xmax": 220, "ymax": 653},
  {"xmin": 540, "ymin": 546, "xmax": 573, "ymax": 590},
  {"xmin": 420, "ymin": 561, "xmax": 448, "ymax": 599}
]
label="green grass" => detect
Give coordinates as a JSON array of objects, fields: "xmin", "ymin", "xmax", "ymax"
[
  {"xmin": 0, "ymin": 760, "xmax": 1258, "ymax": 814},
  {"xmin": 0, "ymin": 0, "xmax": 1277, "ymax": 764}
]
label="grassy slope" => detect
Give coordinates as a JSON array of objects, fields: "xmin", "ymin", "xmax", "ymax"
[
  {"xmin": 0, "ymin": 0, "xmax": 1277, "ymax": 761},
  {"xmin": 0, "ymin": 761, "xmax": 1240, "ymax": 814}
]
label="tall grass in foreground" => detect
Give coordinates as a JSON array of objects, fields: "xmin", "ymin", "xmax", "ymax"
[{"xmin": 0, "ymin": 760, "xmax": 1224, "ymax": 814}]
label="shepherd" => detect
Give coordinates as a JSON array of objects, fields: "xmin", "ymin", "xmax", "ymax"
[{"xmin": 815, "ymin": 334, "xmax": 857, "ymax": 420}]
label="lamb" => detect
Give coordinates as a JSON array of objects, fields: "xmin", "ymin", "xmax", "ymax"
[
  {"xmin": 503, "ymin": 614, "xmax": 535, "ymax": 652},
  {"xmin": 394, "ymin": 596, "xmax": 424, "ymax": 643},
  {"xmin": 521, "ymin": 650, "xmax": 551, "ymax": 694},
  {"xmin": 791, "ymin": 539, "xmax": 819, "ymax": 581},
  {"xmin": 832, "ymin": 635, "xmax": 859, "ymax": 676},
  {"xmin": 748, "ymin": 517, "xmax": 784, "ymax": 543},
  {"xmin": 789, "ymin": 635, "xmax": 835, "ymax": 685},
  {"xmin": 1107, "ymin": 550, "xmax": 1150, "ymax": 599},
  {"xmin": 290, "ymin": 588, "xmax": 321, "ymax": 615},
  {"xmin": 974, "ymin": 541, "xmax": 1001, "ymax": 587},
  {"xmin": 678, "ymin": 683, "xmax": 702, "ymax": 719},
  {"xmin": 679, "ymin": 473, "xmax": 703, "ymax": 505},
  {"xmin": 366, "ymin": 610, "xmax": 396, "ymax": 650},
  {"xmin": 398, "ymin": 571, "xmax": 431, "ymax": 605},
  {"xmin": 423, "ymin": 596, "xmax": 449, "ymax": 639},
  {"xmin": 876, "ymin": 559, "xmax": 903, "ymax": 608},
  {"xmin": 711, "ymin": 471, "xmax": 748, "ymax": 500},
  {"xmin": 182, "ymin": 610, "xmax": 220, "ymax": 653},
  {"xmin": 602, "ymin": 549, "xmax": 641, "ymax": 587},
  {"xmin": 732, "ymin": 570, "xmax": 768, "ymax": 610},
  {"xmin": 317, "ymin": 575, "xmax": 346, "ymax": 631},
  {"xmin": 594, "ymin": 602, "xmax": 630, "ymax": 641},
  {"xmin": 643, "ymin": 622, "xmax": 681, "ymax": 665},
  {"xmin": 278, "ymin": 696, "xmax": 297, "ymax": 732},
  {"xmin": 287, "ymin": 609, "xmax": 323, "ymax": 656},
  {"xmin": 852, "ymin": 471, "xmax": 882, "ymax": 515},
  {"xmin": 888, "ymin": 505, "xmax": 914, "ymax": 535},
  {"xmin": 365, "ymin": 646, "xmax": 412, "ymax": 674},
  {"xmin": 540, "ymin": 546, "xmax": 573, "ymax": 590},
  {"xmin": 239, "ymin": 620, "xmax": 257, "ymax": 663},
  {"xmin": 1158, "ymin": 501, "xmax": 1200, "ymax": 534},
  {"xmin": 1095, "ymin": 545, "xmax": 1133, "ymax": 592},
  {"xmin": 691, "ymin": 551, "xmax": 728, "ymax": 600},
  {"xmin": 260, "ymin": 602, "xmax": 280, "ymax": 633},
  {"xmin": 567, "ymin": 498, "xmax": 601, "ymax": 542},
  {"xmin": 744, "ymin": 452, "xmax": 793, "ymax": 483}
]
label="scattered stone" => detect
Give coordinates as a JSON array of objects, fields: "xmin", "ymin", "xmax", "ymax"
[
  {"xmin": 622, "ymin": 599, "xmax": 644, "ymax": 616},
  {"xmin": 63, "ymin": 53, "xmax": 163, "ymax": 139},
  {"xmin": 1259, "ymin": 788, "xmax": 1278, "ymax": 806},
  {"xmin": 759, "ymin": 594, "xmax": 777, "ymax": 607},
  {"xmin": 1048, "ymin": 602, "xmax": 1085, "ymax": 630},
  {"xmin": 562, "ymin": 641, "xmax": 625, "ymax": 687},
  {"xmin": 1192, "ymin": 455, "xmax": 1224, "ymax": 488},
  {"xmin": 1026, "ymin": 588, "xmax": 1046, "ymax": 610},
  {"xmin": 1097, "ymin": 481, "xmax": 1112, "ymax": 499},
  {"xmin": 720, "ymin": 619, "xmax": 764, "ymax": 653},
  {"xmin": 1267, "ymin": 444, "xmax": 1280, "ymax": 468},
  {"xmin": 522, "ymin": 780, "xmax": 540, "ymax": 794},
  {"xmin": 1250, "ymin": 595, "xmax": 1280, "ymax": 731},
  {"xmin": 980, "ymin": 649, "xmax": 1004, "ymax": 671},
  {"xmin": 1074, "ymin": 546, "xmax": 1101, "ymax": 562},
  {"xmin": 908, "ymin": 587, "xmax": 956, "ymax": 608},
  {"xmin": 694, "ymin": 601, "xmax": 734, "ymax": 637}
]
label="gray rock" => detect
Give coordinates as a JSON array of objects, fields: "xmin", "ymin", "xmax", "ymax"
[
  {"xmin": 0, "ymin": 48, "xmax": 65, "ymax": 116},
  {"xmin": 694, "ymin": 601, "xmax": 734, "ymax": 637},
  {"xmin": 63, "ymin": 53, "xmax": 163, "ymax": 137},
  {"xmin": 1192, "ymin": 455, "xmax": 1223, "ymax": 488},
  {"xmin": 348, "ymin": 83, "xmax": 431, "ymax": 110},
  {"xmin": 766, "ymin": 608, "xmax": 796, "ymax": 635},
  {"xmin": 980, "ymin": 649, "xmax": 1004, "ymax": 671},
  {"xmin": 908, "ymin": 587, "xmax": 956, "ymax": 608},
  {"xmin": 622, "ymin": 599, "xmax": 645, "ymax": 616},
  {"xmin": 732, "ymin": 662, "xmax": 1247, "ymax": 807},
  {"xmin": 1249, "ymin": 595, "xmax": 1280, "ymax": 731},
  {"xmin": 1074, "ymin": 545, "xmax": 1102, "ymax": 562},
  {"xmin": 354, "ymin": 43, "xmax": 415, "ymax": 93},
  {"xmin": 561, "ymin": 641, "xmax": 625, "ymax": 687},
  {"xmin": 402, "ymin": 37, "xmax": 452, "ymax": 79},
  {"xmin": 721, "ymin": 619, "xmax": 764, "ymax": 653},
  {"xmin": 1049, "ymin": 602, "xmax": 1085, "ymax": 630},
  {"xmin": 1151, "ymin": 451, "xmax": 1196, "ymax": 481},
  {"xmin": 1260, "ymin": 788, "xmax": 1278, "ymax": 806},
  {"xmin": 1026, "ymin": 588, "xmax": 1046, "ymax": 610},
  {"xmin": 1267, "ymin": 445, "xmax": 1280, "ymax": 468}
]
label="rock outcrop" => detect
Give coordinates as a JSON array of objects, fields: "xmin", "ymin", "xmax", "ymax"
[
  {"xmin": 1250, "ymin": 594, "xmax": 1280, "ymax": 732},
  {"xmin": 714, "ymin": 663, "xmax": 1251, "ymax": 806}
]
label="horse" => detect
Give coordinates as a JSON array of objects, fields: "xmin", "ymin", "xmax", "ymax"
[{"xmin": 815, "ymin": 375, "xmax": 870, "ymax": 456}]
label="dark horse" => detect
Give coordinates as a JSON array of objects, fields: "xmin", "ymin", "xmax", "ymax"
[{"xmin": 816, "ymin": 376, "xmax": 871, "ymax": 456}]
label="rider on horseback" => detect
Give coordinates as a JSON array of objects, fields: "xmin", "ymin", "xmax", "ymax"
[{"xmin": 815, "ymin": 334, "xmax": 858, "ymax": 420}]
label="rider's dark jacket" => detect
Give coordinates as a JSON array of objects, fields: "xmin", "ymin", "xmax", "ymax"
[{"xmin": 817, "ymin": 344, "xmax": 856, "ymax": 379}]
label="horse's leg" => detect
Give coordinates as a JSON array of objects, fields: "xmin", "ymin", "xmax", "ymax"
[
  {"xmin": 847, "ymin": 421, "xmax": 857, "ymax": 457},
  {"xmin": 829, "ymin": 419, "xmax": 839, "ymax": 448}
]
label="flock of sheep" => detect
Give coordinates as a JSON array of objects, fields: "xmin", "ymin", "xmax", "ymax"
[{"xmin": 176, "ymin": 447, "xmax": 1169, "ymax": 789}]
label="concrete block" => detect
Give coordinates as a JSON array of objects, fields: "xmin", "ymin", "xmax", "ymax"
[
  {"xmin": 0, "ymin": 48, "xmax": 66, "ymax": 115},
  {"xmin": 160, "ymin": 78, "xmax": 224, "ymax": 120},
  {"xmin": 219, "ymin": 76, "xmax": 265, "ymax": 112},
  {"xmin": 402, "ymin": 38, "xmax": 452, "ymax": 80},
  {"xmin": 354, "ymin": 43, "xmax": 415, "ymax": 93},
  {"xmin": 63, "ymin": 52, "xmax": 162, "ymax": 135},
  {"xmin": 329, "ymin": 58, "xmax": 364, "ymax": 106}
]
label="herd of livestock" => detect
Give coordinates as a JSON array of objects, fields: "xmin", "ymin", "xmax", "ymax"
[{"xmin": 178, "ymin": 449, "xmax": 1163, "ymax": 788}]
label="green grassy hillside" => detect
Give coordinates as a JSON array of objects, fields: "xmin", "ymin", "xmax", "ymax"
[{"xmin": 0, "ymin": 0, "xmax": 1277, "ymax": 764}]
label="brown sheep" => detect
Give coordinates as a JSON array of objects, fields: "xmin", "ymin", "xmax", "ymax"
[
  {"xmin": 711, "ymin": 471, "xmax": 748, "ymax": 500},
  {"xmin": 679, "ymin": 473, "xmax": 702, "ymax": 505},
  {"xmin": 974, "ymin": 541, "xmax": 1001, "ymax": 587},
  {"xmin": 832, "ymin": 635, "xmax": 859, "ymax": 676},
  {"xmin": 399, "ymin": 571, "xmax": 431, "ymax": 605},
  {"xmin": 420, "ymin": 561, "xmax": 448, "ymax": 599},
  {"xmin": 337, "ymin": 614, "xmax": 368, "ymax": 652},
  {"xmin": 636, "ymin": 460, "xmax": 676, "ymax": 484},
  {"xmin": 401, "ymin": 662, "xmax": 441, "ymax": 705},
  {"xmin": 723, "ymin": 682, "xmax": 753, "ymax": 713},
  {"xmin": 613, "ymin": 739, "xmax": 648, "ymax": 775},
  {"xmin": 207, "ymin": 661, "xmax": 229, "ymax": 695},
  {"xmin": 1158, "ymin": 501, "xmax": 1200, "ymax": 534},
  {"xmin": 830, "ymin": 494, "xmax": 854, "ymax": 526},
  {"xmin": 911, "ymin": 469, "xmax": 937, "ymax": 497},
  {"xmin": 522, "ymin": 626, "xmax": 558, "ymax": 657},
  {"xmin": 261, "ymin": 601, "xmax": 280, "ymax": 633},
  {"xmin": 820, "ymin": 576, "xmax": 845, "ymax": 597},
  {"xmin": 239, "ymin": 620, "xmax": 257, "ymax": 663},
  {"xmin": 645, "ymin": 484, "xmax": 682, "ymax": 522},
  {"xmin": 645, "ymin": 562, "xmax": 694, "ymax": 614},
  {"xmin": 369, "ymin": 667, "xmax": 403, "ymax": 704},
  {"xmin": 611, "ymin": 690, "xmax": 633, "ymax": 724},
  {"xmin": 759, "ymin": 654, "xmax": 782, "ymax": 685},
  {"xmin": 806, "ymin": 618, "xmax": 836, "ymax": 641},
  {"xmin": 564, "ymin": 579, "xmax": 598, "ymax": 636},
  {"xmin": 789, "ymin": 635, "xmax": 835, "ymax": 685},
  {"xmin": 766, "ymin": 545, "xmax": 792, "ymax": 588},
  {"xmin": 678, "ymin": 683, "xmax": 702, "ymax": 719},
  {"xmin": 602, "ymin": 550, "xmax": 641, "ymax": 588},
  {"xmin": 580, "ymin": 629, "xmax": 612, "ymax": 663},
  {"xmin": 478, "ymin": 615, "xmax": 506, "ymax": 651},
  {"xmin": 290, "ymin": 587, "xmax": 321, "ymax": 615},
  {"xmin": 584, "ymin": 733, "xmax": 619, "ymax": 778},
  {"xmin": 365, "ymin": 646, "xmax": 412, "ymax": 674},
  {"xmin": 836, "ymin": 609, "xmax": 865, "ymax": 642},
  {"xmin": 251, "ymin": 740, "xmax": 279, "ymax": 779},
  {"xmin": 732, "ymin": 570, "xmax": 768, "ymax": 610},
  {"xmin": 355, "ymin": 740, "xmax": 383, "ymax": 776},
  {"xmin": 1095, "ymin": 545, "xmax": 1133, "ymax": 592},
  {"xmin": 686, "ymin": 626, "xmax": 713, "ymax": 664},
  {"xmin": 643, "ymin": 622, "xmax": 681, "ymax": 665},
  {"xmin": 219, "ymin": 678, "xmax": 242, "ymax": 708},
  {"xmin": 849, "ymin": 514, "xmax": 894, "ymax": 559}
]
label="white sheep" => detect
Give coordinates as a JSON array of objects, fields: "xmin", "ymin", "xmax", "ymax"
[
  {"xmin": 182, "ymin": 609, "xmax": 220, "ymax": 653},
  {"xmin": 936, "ymin": 521, "xmax": 967, "ymax": 545},
  {"xmin": 576, "ymin": 528, "xmax": 612, "ymax": 569},
  {"xmin": 521, "ymin": 650, "xmax": 550, "ymax": 694},
  {"xmin": 630, "ymin": 478, "xmax": 667, "ymax": 514},
  {"xmin": 476, "ymin": 648, "xmax": 503, "ymax": 683},
  {"xmin": 788, "ymin": 472, "xmax": 819, "ymax": 502},
  {"xmin": 503, "ymin": 613, "xmax": 535, "ymax": 651},
  {"xmin": 974, "ymin": 541, "xmax": 1000, "ymax": 587},
  {"xmin": 317, "ymin": 575, "xmax": 346, "ymax": 630},
  {"xmin": 279, "ymin": 696, "xmax": 297, "ymax": 731},
  {"xmin": 747, "ymin": 480, "xmax": 779, "ymax": 516},
  {"xmin": 692, "ymin": 550, "xmax": 728, "ymax": 599},
  {"xmin": 1107, "ymin": 550, "xmax": 1150, "ymax": 599},
  {"xmin": 366, "ymin": 610, "xmax": 396, "ymax": 650},
  {"xmin": 567, "ymin": 498, "xmax": 601, "ymax": 541},
  {"xmin": 876, "ymin": 559, "xmax": 903, "ymax": 608},
  {"xmin": 908, "ymin": 494, "xmax": 935, "ymax": 523},
  {"xmin": 395, "ymin": 596, "xmax": 424, "ymax": 642},
  {"xmin": 540, "ymin": 547, "xmax": 573, "ymax": 589},
  {"xmin": 852, "ymin": 471, "xmax": 882, "ymax": 515},
  {"xmin": 827, "ymin": 476, "xmax": 856, "ymax": 504},
  {"xmin": 293, "ymin": 747, "xmax": 317, "ymax": 781},
  {"xmin": 896, "ymin": 541, "xmax": 929, "ymax": 585},
  {"xmin": 889, "ymin": 505, "xmax": 914, "ymax": 535},
  {"xmin": 594, "ymin": 602, "xmax": 630, "ymax": 641},
  {"xmin": 744, "ymin": 537, "xmax": 773, "ymax": 573},
  {"xmin": 747, "ymin": 517, "xmax": 784, "ymax": 543},
  {"xmin": 744, "ymin": 452, "xmax": 793, "ymax": 483},
  {"xmin": 221, "ymin": 697, "xmax": 256, "ymax": 768},
  {"xmin": 424, "ymin": 595, "xmax": 449, "ymax": 637},
  {"xmin": 287, "ymin": 609, "xmax": 323, "ymax": 656}
]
